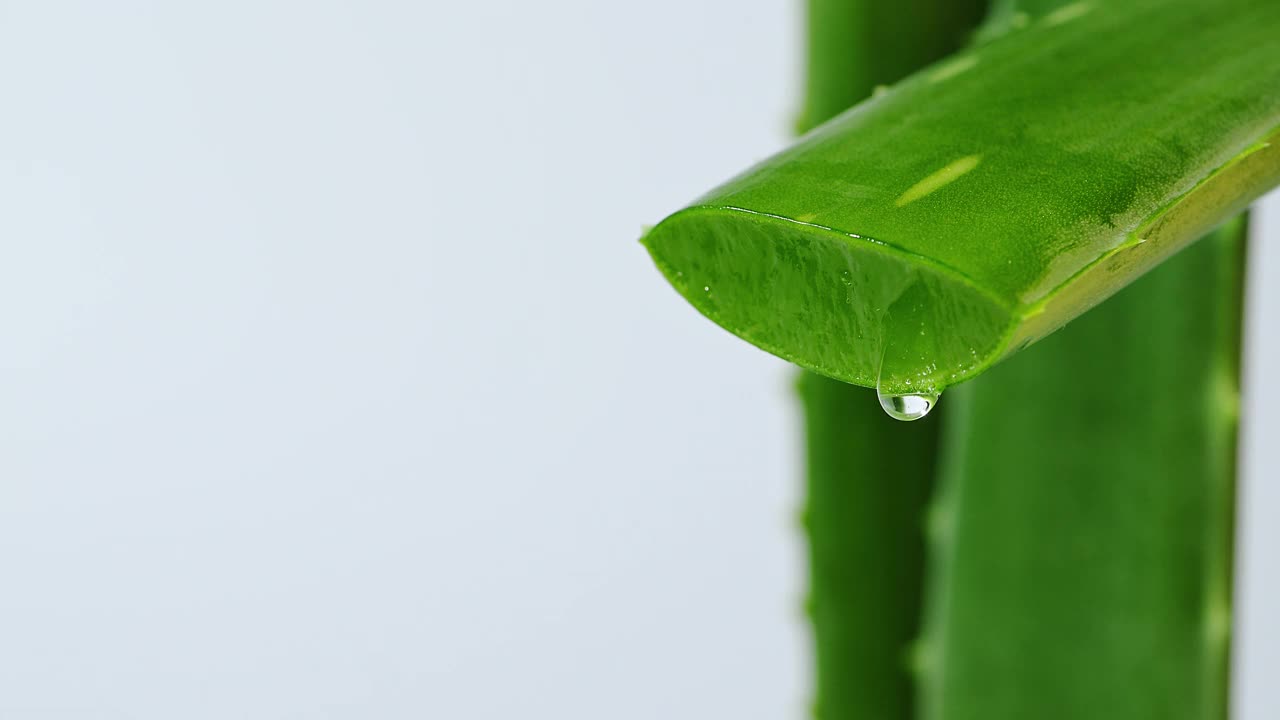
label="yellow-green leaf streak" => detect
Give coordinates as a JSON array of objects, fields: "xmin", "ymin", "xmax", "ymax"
[
  {"xmin": 643, "ymin": 0, "xmax": 1280, "ymax": 394},
  {"xmin": 792, "ymin": 2, "xmax": 984, "ymax": 720},
  {"xmin": 895, "ymin": 155, "xmax": 983, "ymax": 207}
]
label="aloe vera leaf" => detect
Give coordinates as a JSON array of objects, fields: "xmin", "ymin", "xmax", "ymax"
[
  {"xmin": 794, "ymin": 2, "xmax": 986, "ymax": 718},
  {"xmin": 643, "ymin": 0, "xmax": 1280, "ymax": 394},
  {"xmin": 918, "ymin": 217, "xmax": 1245, "ymax": 720}
]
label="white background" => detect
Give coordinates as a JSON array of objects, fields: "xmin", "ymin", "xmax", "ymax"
[{"xmin": 0, "ymin": 2, "xmax": 1275, "ymax": 718}]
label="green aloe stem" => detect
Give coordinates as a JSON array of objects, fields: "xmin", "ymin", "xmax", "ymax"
[
  {"xmin": 917, "ymin": 4, "xmax": 1250, "ymax": 717},
  {"xmin": 795, "ymin": 2, "xmax": 984, "ymax": 720},
  {"xmin": 919, "ymin": 216, "xmax": 1246, "ymax": 720}
]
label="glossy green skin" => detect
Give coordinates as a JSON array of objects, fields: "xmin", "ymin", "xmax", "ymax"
[
  {"xmin": 644, "ymin": 0, "xmax": 1280, "ymax": 393},
  {"xmin": 794, "ymin": 2, "xmax": 985, "ymax": 719},
  {"xmin": 921, "ymin": 218, "xmax": 1244, "ymax": 720}
]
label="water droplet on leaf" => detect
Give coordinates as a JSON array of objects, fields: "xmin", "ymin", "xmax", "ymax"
[{"xmin": 877, "ymin": 389, "xmax": 939, "ymax": 421}]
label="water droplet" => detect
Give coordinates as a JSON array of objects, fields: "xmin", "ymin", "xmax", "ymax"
[
  {"xmin": 877, "ymin": 389, "xmax": 939, "ymax": 422},
  {"xmin": 875, "ymin": 276, "xmax": 942, "ymax": 421}
]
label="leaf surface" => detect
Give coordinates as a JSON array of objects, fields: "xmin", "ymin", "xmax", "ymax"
[{"xmin": 644, "ymin": 0, "xmax": 1280, "ymax": 394}]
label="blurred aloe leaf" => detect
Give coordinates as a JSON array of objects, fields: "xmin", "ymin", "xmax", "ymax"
[
  {"xmin": 919, "ymin": 219, "xmax": 1246, "ymax": 720},
  {"xmin": 793, "ymin": 2, "xmax": 984, "ymax": 720},
  {"xmin": 915, "ymin": 1, "xmax": 1250, "ymax": 718}
]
